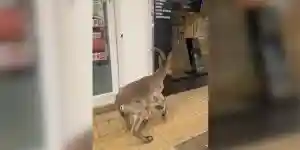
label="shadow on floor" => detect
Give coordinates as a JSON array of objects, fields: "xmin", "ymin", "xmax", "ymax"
[{"xmin": 163, "ymin": 74, "xmax": 208, "ymax": 96}]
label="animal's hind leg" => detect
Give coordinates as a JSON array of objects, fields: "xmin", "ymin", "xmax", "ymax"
[
  {"xmin": 119, "ymin": 104, "xmax": 140, "ymax": 131},
  {"xmin": 131, "ymin": 116, "xmax": 153, "ymax": 144}
]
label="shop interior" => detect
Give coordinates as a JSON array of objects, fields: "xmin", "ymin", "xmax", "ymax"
[
  {"xmin": 92, "ymin": 0, "xmax": 113, "ymax": 96},
  {"xmin": 154, "ymin": 0, "xmax": 209, "ymax": 95},
  {"xmin": 170, "ymin": 0, "xmax": 208, "ymax": 78}
]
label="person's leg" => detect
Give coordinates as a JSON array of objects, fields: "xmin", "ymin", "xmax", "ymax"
[{"xmin": 185, "ymin": 38, "xmax": 197, "ymax": 73}]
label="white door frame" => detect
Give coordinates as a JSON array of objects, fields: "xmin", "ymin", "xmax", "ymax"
[
  {"xmin": 34, "ymin": 0, "xmax": 63, "ymax": 149},
  {"xmin": 93, "ymin": 0, "xmax": 154, "ymax": 107},
  {"xmin": 93, "ymin": 0, "xmax": 120, "ymax": 107},
  {"xmin": 148, "ymin": 0, "xmax": 154, "ymax": 73}
]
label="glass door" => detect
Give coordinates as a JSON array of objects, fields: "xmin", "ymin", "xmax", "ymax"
[{"xmin": 93, "ymin": 0, "xmax": 119, "ymax": 105}]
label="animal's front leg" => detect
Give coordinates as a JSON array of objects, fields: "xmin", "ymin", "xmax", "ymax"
[
  {"xmin": 161, "ymin": 101, "xmax": 168, "ymax": 121},
  {"xmin": 155, "ymin": 93, "xmax": 168, "ymax": 120}
]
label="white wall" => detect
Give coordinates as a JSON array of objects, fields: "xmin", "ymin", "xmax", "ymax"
[
  {"xmin": 57, "ymin": 0, "xmax": 93, "ymax": 145},
  {"xmin": 36, "ymin": 0, "xmax": 152, "ymax": 148},
  {"xmin": 115, "ymin": 0, "xmax": 153, "ymax": 87},
  {"xmin": 35, "ymin": 0, "xmax": 93, "ymax": 149}
]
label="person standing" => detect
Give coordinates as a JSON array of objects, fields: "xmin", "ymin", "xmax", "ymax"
[{"xmin": 182, "ymin": 12, "xmax": 201, "ymax": 74}]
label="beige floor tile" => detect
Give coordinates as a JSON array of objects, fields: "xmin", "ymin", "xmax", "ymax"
[
  {"xmin": 95, "ymin": 128, "xmax": 173, "ymax": 150},
  {"xmin": 94, "ymin": 86, "xmax": 209, "ymax": 149},
  {"xmin": 137, "ymin": 134, "xmax": 173, "ymax": 150},
  {"xmin": 163, "ymin": 101, "xmax": 207, "ymax": 127},
  {"xmin": 175, "ymin": 99, "xmax": 207, "ymax": 115},
  {"xmin": 166, "ymin": 97, "xmax": 208, "ymax": 123},
  {"xmin": 154, "ymin": 114, "xmax": 208, "ymax": 145},
  {"xmin": 95, "ymin": 133, "xmax": 139, "ymax": 150},
  {"xmin": 166, "ymin": 88, "xmax": 208, "ymax": 120},
  {"xmin": 94, "ymin": 114, "xmax": 125, "ymax": 137}
]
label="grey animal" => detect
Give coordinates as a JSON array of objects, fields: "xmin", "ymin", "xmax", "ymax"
[{"xmin": 114, "ymin": 47, "xmax": 173, "ymax": 144}]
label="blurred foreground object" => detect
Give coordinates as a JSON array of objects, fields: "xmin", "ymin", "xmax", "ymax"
[
  {"xmin": 0, "ymin": 2, "xmax": 35, "ymax": 72},
  {"xmin": 0, "ymin": 43, "xmax": 34, "ymax": 71},
  {"xmin": 0, "ymin": 8, "xmax": 25, "ymax": 41},
  {"xmin": 65, "ymin": 130, "xmax": 92, "ymax": 150},
  {"xmin": 0, "ymin": 0, "xmax": 41, "ymax": 150},
  {"xmin": 209, "ymin": 0, "xmax": 300, "ymax": 149},
  {"xmin": 236, "ymin": 0, "xmax": 267, "ymax": 8}
]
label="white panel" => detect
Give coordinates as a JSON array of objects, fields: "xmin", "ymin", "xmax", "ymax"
[
  {"xmin": 35, "ymin": 0, "xmax": 93, "ymax": 148},
  {"xmin": 58, "ymin": 0, "xmax": 93, "ymax": 143},
  {"xmin": 34, "ymin": 0, "xmax": 63, "ymax": 149},
  {"xmin": 116, "ymin": 0, "xmax": 152, "ymax": 87}
]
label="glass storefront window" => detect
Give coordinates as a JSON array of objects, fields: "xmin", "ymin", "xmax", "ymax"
[{"xmin": 93, "ymin": 0, "xmax": 113, "ymax": 95}]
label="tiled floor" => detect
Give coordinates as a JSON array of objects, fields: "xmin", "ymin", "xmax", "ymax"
[
  {"xmin": 175, "ymin": 131, "xmax": 208, "ymax": 150},
  {"xmin": 93, "ymin": 86, "xmax": 208, "ymax": 150}
]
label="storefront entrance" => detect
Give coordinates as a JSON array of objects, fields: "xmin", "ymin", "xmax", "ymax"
[
  {"xmin": 93, "ymin": 0, "xmax": 119, "ymax": 106},
  {"xmin": 152, "ymin": 0, "xmax": 209, "ymax": 95}
]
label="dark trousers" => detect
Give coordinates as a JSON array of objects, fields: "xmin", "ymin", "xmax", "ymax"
[{"xmin": 185, "ymin": 38, "xmax": 196, "ymax": 71}]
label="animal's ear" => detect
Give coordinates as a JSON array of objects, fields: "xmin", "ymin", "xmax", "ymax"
[
  {"xmin": 165, "ymin": 51, "xmax": 173, "ymax": 75},
  {"xmin": 167, "ymin": 51, "xmax": 173, "ymax": 61},
  {"xmin": 158, "ymin": 56, "xmax": 163, "ymax": 67}
]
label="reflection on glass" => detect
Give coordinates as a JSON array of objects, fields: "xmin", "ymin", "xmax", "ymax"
[{"xmin": 93, "ymin": 0, "xmax": 113, "ymax": 95}]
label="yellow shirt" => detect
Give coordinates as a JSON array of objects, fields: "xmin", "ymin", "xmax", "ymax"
[{"xmin": 183, "ymin": 13, "xmax": 206, "ymax": 38}]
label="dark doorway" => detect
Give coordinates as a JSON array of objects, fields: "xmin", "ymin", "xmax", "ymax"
[{"xmin": 153, "ymin": 0, "xmax": 208, "ymax": 96}]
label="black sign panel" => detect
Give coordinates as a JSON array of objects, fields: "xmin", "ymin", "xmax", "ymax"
[{"xmin": 153, "ymin": 0, "xmax": 172, "ymax": 70}]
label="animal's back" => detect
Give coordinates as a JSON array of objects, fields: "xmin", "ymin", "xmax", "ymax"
[{"xmin": 115, "ymin": 76, "xmax": 154, "ymax": 108}]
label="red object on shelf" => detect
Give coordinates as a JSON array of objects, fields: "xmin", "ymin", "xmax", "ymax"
[
  {"xmin": 93, "ymin": 52, "xmax": 106, "ymax": 61},
  {"xmin": 93, "ymin": 38, "xmax": 105, "ymax": 53},
  {"xmin": 0, "ymin": 8, "xmax": 25, "ymax": 41},
  {"xmin": 92, "ymin": 24, "xmax": 107, "ymax": 61}
]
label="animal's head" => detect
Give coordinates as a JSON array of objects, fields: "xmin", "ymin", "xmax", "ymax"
[
  {"xmin": 154, "ymin": 47, "xmax": 173, "ymax": 75},
  {"xmin": 164, "ymin": 52, "xmax": 173, "ymax": 75}
]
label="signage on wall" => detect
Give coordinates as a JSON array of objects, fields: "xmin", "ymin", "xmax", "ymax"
[
  {"xmin": 154, "ymin": 0, "xmax": 172, "ymax": 20},
  {"xmin": 0, "ymin": 4, "xmax": 35, "ymax": 71},
  {"xmin": 153, "ymin": 0, "xmax": 172, "ymax": 70}
]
